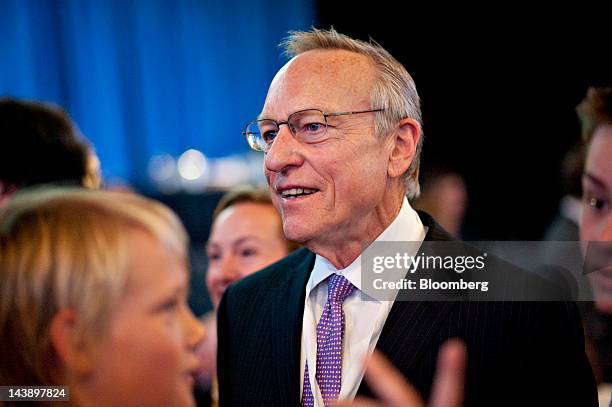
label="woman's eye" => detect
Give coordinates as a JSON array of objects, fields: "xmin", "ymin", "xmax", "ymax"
[
  {"xmin": 207, "ymin": 252, "xmax": 221, "ymax": 261},
  {"xmin": 585, "ymin": 196, "xmax": 609, "ymax": 212},
  {"xmin": 240, "ymin": 248, "xmax": 257, "ymax": 257}
]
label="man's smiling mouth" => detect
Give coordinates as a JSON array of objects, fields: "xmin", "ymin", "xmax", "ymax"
[{"xmin": 280, "ymin": 187, "xmax": 319, "ymax": 199}]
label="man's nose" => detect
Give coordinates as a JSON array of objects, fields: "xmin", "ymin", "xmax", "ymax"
[{"xmin": 265, "ymin": 124, "xmax": 304, "ymax": 174}]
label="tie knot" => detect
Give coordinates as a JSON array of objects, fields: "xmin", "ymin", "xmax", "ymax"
[{"xmin": 327, "ymin": 274, "xmax": 355, "ymax": 304}]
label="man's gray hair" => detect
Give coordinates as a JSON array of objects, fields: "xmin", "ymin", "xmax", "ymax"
[{"xmin": 282, "ymin": 28, "xmax": 423, "ymax": 199}]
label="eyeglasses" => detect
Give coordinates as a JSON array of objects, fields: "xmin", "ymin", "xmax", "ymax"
[{"xmin": 243, "ymin": 108, "xmax": 384, "ymax": 152}]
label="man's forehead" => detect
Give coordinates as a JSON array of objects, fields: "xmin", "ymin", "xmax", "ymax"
[
  {"xmin": 262, "ymin": 49, "xmax": 375, "ymax": 116},
  {"xmin": 285, "ymin": 49, "xmax": 371, "ymax": 75}
]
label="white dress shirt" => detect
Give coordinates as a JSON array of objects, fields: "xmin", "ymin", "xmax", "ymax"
[{"xmin": 300, "ymin": 197, "xmax": 426, "ymax": 405}]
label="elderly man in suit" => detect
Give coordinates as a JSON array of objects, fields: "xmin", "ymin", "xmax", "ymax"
[{"xmin": 217, "ymin": 28, "xmax": 597, "ymax": 406}]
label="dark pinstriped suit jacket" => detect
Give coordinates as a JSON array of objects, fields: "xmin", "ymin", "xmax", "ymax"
[{"xmin": 217, "ymin": 212, "xmax": 597, "ymax": 406}]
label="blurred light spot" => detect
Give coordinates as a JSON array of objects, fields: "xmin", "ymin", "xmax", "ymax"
[
  {"xmin": 178, "ymin": 149, "xmax": 208, "ymax": 181},
  {"xmin": 210, "ymin": 156, "xmax": 250, "ymax": 188},
  {"xmin": 148, "ymin": 154, "xmax": 177, "ymax": 182}
]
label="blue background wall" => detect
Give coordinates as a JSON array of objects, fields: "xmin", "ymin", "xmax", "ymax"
[{"xmin": 0, "ymin": 0, "xmax": 315, "ymax": 187}]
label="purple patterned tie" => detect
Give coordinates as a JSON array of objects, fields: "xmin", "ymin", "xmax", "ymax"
[{"xmin": 302, "ymin": 274, "xmax": 355, "ymax": 406}]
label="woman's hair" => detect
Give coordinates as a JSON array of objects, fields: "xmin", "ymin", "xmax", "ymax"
[
  {"xmin": 0, "ymin": 187, "xmax": 188, "ymax": 386},
  {"xmin": 576, "ymin": 86, "xmax": 612, "ymax": 143},
  {"xmin": 212, "ymin": 186, "xmax": 300, "ymax": 253}
]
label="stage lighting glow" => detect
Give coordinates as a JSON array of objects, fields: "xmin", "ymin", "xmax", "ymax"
[{"xmin": 178, "ymin": 149, "xmax": 208, "ymax": 181}]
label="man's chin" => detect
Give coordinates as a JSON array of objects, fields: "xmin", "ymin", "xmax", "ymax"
[
  {"xmin": 284, "ymin": 231, "xmax": 311, "ymax": 244},
  {"xmin": 282, "ymin": 221, "xmax": 316, "ymax": 245}
]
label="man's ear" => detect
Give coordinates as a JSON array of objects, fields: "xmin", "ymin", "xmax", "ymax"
[
  {"xmin": 387, "ymin": 118, "xmax": 421, "ymax": 179},
  {"xmin": 49, "ymin": 309, "xmax": 97, "ymax": 376}
]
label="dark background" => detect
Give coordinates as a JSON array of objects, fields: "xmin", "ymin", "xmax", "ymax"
[{"xmin": 317, "ymin": 2, "xmax": 612, "ymax": 239}]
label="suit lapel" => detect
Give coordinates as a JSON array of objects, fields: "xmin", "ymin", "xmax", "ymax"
[
  {"xmin": 271, "ymin": 249, "xmax": 315, "ymax": 405},
  {"xmin": 358, "ymin": 212, "xmax": 458, "ymax": 397},
  {"xmin": 376, "ymin": 300, "xmax": 455, "ymax": 369}
]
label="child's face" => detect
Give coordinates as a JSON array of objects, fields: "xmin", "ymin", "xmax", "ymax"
[{"xmin": 82, "ymin": 229, "xmax": 205, "ymax": 406}]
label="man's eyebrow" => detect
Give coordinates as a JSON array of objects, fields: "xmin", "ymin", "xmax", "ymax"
[
  {"xmin": 257, "ymin": 112, "xmax": 281, "ymax": 121},
  {"xmin": 583, "ymin": 172, "xmax": 608, "ymax": 190}
]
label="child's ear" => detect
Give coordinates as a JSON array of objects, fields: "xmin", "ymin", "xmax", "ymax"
[{"xmin": 49, "ymin": 308, "xmax": 97, "ymax": 376}]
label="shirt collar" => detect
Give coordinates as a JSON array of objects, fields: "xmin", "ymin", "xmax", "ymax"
[{"xmin": 307, "ymin": 196, "xmax": 426, "ymax": 297}]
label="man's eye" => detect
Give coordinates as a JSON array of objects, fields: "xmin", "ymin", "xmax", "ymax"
[
  {"xmin": 303, "ymin": 122, "xmax": 326, "ymax": 133},
  {"xmin": 262, "ymin": 130, "xmax": 278, "ymax": 143}
]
